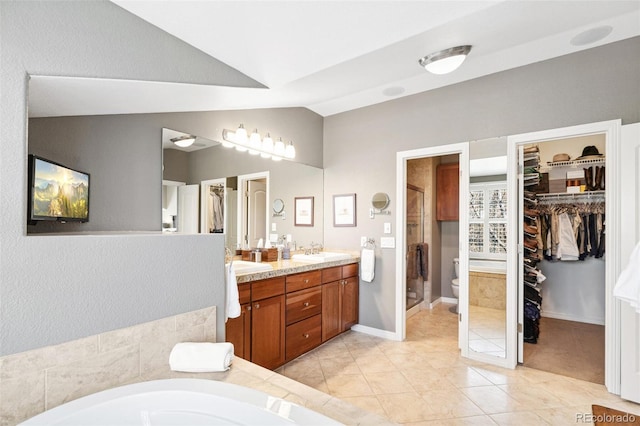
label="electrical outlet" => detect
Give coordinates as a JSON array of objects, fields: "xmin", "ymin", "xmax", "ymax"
[
  {"xmin": 271, "ymin": 222, "xmax": 277, "ymax": 232},
  {"xmin": 384, "ymin": 222, "xmax": 391, "ymax": 234},
  {"xmin": 361, "ymin": 236, "xmax": 367, "ymax": 247}
]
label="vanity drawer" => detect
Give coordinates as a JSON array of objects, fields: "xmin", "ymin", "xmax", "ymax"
[
  {"xmin": 251, "ymin": 277, "xmax": 285, "ymax": 301},
  {"xmin": 322, "ymin": 266, "xmax": 342, "ymax": 283},
  {"xmin": 342, "ymin": 263, "xmax": 359, "ymax": 279},
  {"xmin": 238, "ymin": 283, "xmax": 251, "ymax": 305},
  {"xmin": 286, "ymin": 287, "xmax": 322, "ymax": 325},
  {"xmin": 286, "ymin": 270, "xmax": 321, "ymax": 293},
  {"xmin": 285, "ymin": 314, "xmax": 322, "ymax": 361}
]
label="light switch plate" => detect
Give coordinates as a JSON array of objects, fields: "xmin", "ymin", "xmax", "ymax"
[
  {"xmin": 361, "ymin": 236, "xmax": 367, "ymax": 247},
  {"xmin": 271, "ymin": 223, "xmax": 277, "ymax": 232},
  {"xmin": 380, "ymin": 237, "xmax": 395, "ymax": 248},
  {"xmin": 384, "ymin": 222, "xmax": 391, "ymax": 234}
]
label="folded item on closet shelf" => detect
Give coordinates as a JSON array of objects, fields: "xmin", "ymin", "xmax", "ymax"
[
  {"xmin": 523, "ymin": 224, "xmax": 538, "ymax": 236},
  {"xmin": 524, "ymin": 238, "xmax": 538, "ymax": 249},
  {"xmin": 523, "ymin": 257, "xmax": 539, "ymax": 268},
  {"xmin": 524, "ymin": 208, "xmax": 539, "ymax": 218},
  {"xmin": 169, "ymin": 342, "xmax": 234, "ymax": 373},
  {"xmin": 523, "ymin": 146, "xmax": 539, "ymax": 154}
]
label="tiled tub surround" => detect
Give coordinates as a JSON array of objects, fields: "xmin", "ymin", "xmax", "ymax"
[
  {"xmin": 0, "ymin": 295, "xmax": 386, "ymax": 425},
  {"xmin": 469, "ymin": 271, "xmax": 507, "ymax": 310}
]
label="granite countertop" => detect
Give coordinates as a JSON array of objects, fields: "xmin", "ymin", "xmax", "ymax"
[{"xmin": 234, "ymin": 253, "xmax": 360, "ymax": 283}]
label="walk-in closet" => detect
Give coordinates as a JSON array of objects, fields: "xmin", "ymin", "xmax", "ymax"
[{"xmin": 519, "ymin": 135, "xmax": 606, "ymax": 384}]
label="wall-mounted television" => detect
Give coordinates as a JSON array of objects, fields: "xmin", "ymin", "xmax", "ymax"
[{"xmin": 28, "ymin": 155, "xmax": 90, "ymax": 223}]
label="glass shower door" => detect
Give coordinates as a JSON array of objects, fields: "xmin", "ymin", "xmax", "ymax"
[{"xmin": 406, "ymin": 184, "xmax": 424, "ymax": 309}]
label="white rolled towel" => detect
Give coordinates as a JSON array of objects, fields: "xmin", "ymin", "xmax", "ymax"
[{"xmin": 169, "ymin": 342, "xmax": 234, "ymax": 372}]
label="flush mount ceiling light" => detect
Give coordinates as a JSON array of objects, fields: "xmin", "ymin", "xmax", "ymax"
[
  {"xmin": 419, "ymin": 45, "xmax": 472, "ymax": 75},
  {"xmin": 222, "ymin": 124, "xmax": 295, "ymax": 161},
  {"xmin": 570, "ymin": 25, "xmax": 613, "ymax": 46},
  {"xmin": 171, "ymin": 135, "xmax": 196, "ymax": 148}
]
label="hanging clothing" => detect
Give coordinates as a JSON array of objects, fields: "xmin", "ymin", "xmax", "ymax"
[{"xmin": 557, "ymin": 212, "xmax": 579, "ymax": 261}]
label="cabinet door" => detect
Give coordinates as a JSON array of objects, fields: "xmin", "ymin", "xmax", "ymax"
[
  {"xmin": 341, "ymin": 276, "xmax": 359, "ymax": 331},
  {"xmin": 225, "ymin": 303, "xmax": 251, "ymax": 360},
  {"xmin": 436, "ymin": 163, "xmax": 459, "ymax": 221},
  {"xmin": 251, "ymin": 294, "xmax": 285, "ymax": 370},
  {"xmin": 322, "ymin": 281, "xmax": 341, "ymax": 342}
]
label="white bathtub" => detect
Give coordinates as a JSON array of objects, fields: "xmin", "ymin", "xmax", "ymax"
[
  {"xmin": 20, "ymin": 379, "xmax": 342, "ymax": 425},
  {"xmin": 469, "ymin": 259, "xmax": 507, "ymax": 274}
]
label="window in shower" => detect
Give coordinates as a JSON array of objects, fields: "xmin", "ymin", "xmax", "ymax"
[{"xmin": 469, "ymin": 181, "xmax": 507, "ymax": 259}]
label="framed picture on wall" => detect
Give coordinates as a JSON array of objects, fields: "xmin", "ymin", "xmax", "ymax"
[
  {"xmin": 294, "ymin": 196, "xmax": 314, "ymax": 226},
  {"xmin": 333, "ymin": 193, "xmax": 356, "ymax": 227}
]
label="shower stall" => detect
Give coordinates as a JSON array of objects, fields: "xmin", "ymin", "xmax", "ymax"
[{"xmin": 406, "ymin": 184, "xmax": 425, "ymax": 309}]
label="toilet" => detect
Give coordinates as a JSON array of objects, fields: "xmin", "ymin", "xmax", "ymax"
[{"xmin": 451, "ymin": 258, "xmax": 460, "ymax": 312}]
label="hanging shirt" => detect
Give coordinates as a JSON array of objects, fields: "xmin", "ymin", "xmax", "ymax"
[{"xmin": 557, "ymin": 212, "xmax": 579, "ymax": 261}]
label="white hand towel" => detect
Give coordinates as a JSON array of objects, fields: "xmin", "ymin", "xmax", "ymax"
[
  {"xmin": 257, "ymin": 238, "xmax": 264, "ymax": 248},
  {"xmin": 169, "ymin": 342, "xmax": 234, "ymax": 372},
  {"xmin": 226, "ymin": 263, "xmax": 241, "ymax": 321},
  {"xmin": 614, "ymin": 241, "xmax": 640, "ymax": 313},
  {"xmin": 360, "ymin": 248, "xmax": 375, "ymax": 283}
]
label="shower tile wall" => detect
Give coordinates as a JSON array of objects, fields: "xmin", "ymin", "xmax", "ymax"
[
  {"xmin": 407, "ymin": 157, "xmax": 441, "ymax": 303},
  {"xmin": 0, "ymin": 306, "xmax": 216, "ymax": 425}
]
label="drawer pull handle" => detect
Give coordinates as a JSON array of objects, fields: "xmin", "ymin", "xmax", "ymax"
[
  {"xmin": 303, "ymin": 302, "xmax": 310, "ymax": 307},
  {"xmin": 303, "ymin": 333, "xmax": 309, "ymax": 339},
  {"xmin": 304, "ymin": 279, "xmax": 309, "ymax": 283},
  {"xmin": 246, "ymin": 306, "xmax": 252, "ymax": 311},
  {"xmin": 255, "ymin": 303, "xmax": 260, "ymax": 309}
]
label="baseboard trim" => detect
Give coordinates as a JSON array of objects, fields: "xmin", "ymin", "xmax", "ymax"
[
  {"xmin": 541, "ymin": 310, "xmax": 605, "ymax": 326},
  {"xmin": 350, "ymin": 324, "xmax": 399, "ymax": 341}
]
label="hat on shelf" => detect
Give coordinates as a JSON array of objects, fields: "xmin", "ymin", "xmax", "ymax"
[
  {"xmin": 552, "ymin": 153, "xmax": 570, "ymax": 163},
  {"xmin": 576, "ymin": 145, "xmax": 604, "ymax": 160}
]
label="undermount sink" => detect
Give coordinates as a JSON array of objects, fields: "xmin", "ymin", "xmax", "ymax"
[
  {"xmin": 291, "ymin": 252, "xmax": 352, "ymax": 263},
  {"xmin": 227, "ymin": 260, "xmax": 273, "ymax": 275}
]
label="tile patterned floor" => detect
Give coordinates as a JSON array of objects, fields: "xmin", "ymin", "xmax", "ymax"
[{"xmin": 277, "ymin": 303, "xmax": 640, "ymax": 425}]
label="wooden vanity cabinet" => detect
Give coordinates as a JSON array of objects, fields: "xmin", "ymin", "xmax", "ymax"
[
  {"xmin": 285, "ymin": 271, "xmax": 322, "ymax": 361},
  {"xmin": 225, "ymin": 283, "xmax": 251, "ymax": 360},
  {"xmin": 250, "ymin": 277, "xmax": 285, "ymax": 370},
  {"xmin": 436, "ymin": 163, "xmax": 459, "ymax": 221},
  {"xmin": 225, "ymin": 277, "xmax": 286, "ymax": 370},
  {"xmin": 322, "ymin": 263, "xmax": 359, "ymax": 342},
  {"xmin": 226, "ymin": 264, "xmax": 359, "ymax": 369}
]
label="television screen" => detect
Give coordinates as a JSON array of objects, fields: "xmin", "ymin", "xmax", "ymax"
[{"xmin": 28, "ymin": 155, "xmax": 90, "ymax": 223}]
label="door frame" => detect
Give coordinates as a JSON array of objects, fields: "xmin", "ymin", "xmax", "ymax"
[
  {"xmin": 237, "ymin": 171, "xmax": 269, "ymax": 249},
  {"xmin": 507, "ymin": 119, "xmax": 622, "ymax": 393},
  {"xmin": 395, "ymin": 143, "xmax": 469, "ymax": 348}
]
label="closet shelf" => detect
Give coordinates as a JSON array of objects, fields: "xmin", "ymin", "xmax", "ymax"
[
  {"xmin": 541, "ymin": 157, "xmax": 605, "ymax": 170},
  {"xmin": 537, "ymin": 191, "xmax": 605, "ymax": 202}
]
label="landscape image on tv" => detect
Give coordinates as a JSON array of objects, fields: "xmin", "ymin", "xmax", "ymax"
[{"xmin": 32, "ymin": 157, "xmax": 89, "ymax": 220}]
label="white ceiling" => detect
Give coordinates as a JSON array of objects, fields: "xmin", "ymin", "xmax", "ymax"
[{"xmin": 29, "ymin": 1, "xmax": 640, "ymax": 118}]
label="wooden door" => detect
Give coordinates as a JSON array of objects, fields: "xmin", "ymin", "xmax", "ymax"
[
  {"xmin": 341, "ymin": 276, "xmax": 359, "ymax": 331},
  {"xmin": 246, "ymin": 180, "xmax": 266, "ymax": 247},
  {"xmin": 177, "ymin": 184, "xmax": 200, "ymax": 233},
  {"xmin": 322, "ymin": 281, "xmax": 341, "ymax": 341},
  {"xmin": 225, "ymin": 303, "xmax": 251, "ymax": 359},
  {"xmin": 436, "ymin": 163, "xmax": 459, "ymax": 220},
  {"xmin": 251, "ymin": 294, "xmax": 285, "ymax": 369}
]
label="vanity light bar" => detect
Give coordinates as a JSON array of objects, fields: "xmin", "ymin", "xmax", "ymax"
[{"xmin": 221, "ymin": 126, "xmax": 295, "ymax": 161}]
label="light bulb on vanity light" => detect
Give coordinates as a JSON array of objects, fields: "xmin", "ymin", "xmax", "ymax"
[
  {"xmin": 221, "ymin": 129, "xmax": 235, "ymax": 148},
  {"xmin": 273, "ymin": 137, "xmax": 286, "ymax": 160},
  {"xmin": 234, "ymin": 124, "xmax": 248, "ymax": 151},
  {"xmin": 261, "ymin": 133, "xmax": 273, "ymax": 158},
  {"xmin": 285, "ymin": 141, "xmax": 296, "ymax": 159},
  {"xmin": 248, "ymin": 129, "xmax": 261, "ymax": 155}
]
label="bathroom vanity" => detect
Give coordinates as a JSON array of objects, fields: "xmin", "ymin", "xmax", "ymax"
[{"xmin": 226, "ymin": 257, "xmax": 359, "ymax": 370}]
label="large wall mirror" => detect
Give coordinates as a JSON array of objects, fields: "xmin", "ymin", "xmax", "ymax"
[
  {"xmin": 162, "ymin": 128, "xmax": 323, "ymax": 252},
  {"xmin": 467, "ymin": 137, "xmax": 509, "ymax": 360}
]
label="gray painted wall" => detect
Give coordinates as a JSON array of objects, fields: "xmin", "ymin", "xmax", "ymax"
[
  {"xmin": 0, "ymin": 1, "xmax": 263, "ymax": 356},
  {"xmin": 324, "ymin": 37, "xmax": 640, "ymax": 332}
]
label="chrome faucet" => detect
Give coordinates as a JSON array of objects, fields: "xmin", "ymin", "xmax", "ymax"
[{"xmin": 310, "ymin": 242, "xmax": 323, "ymax": 255}]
